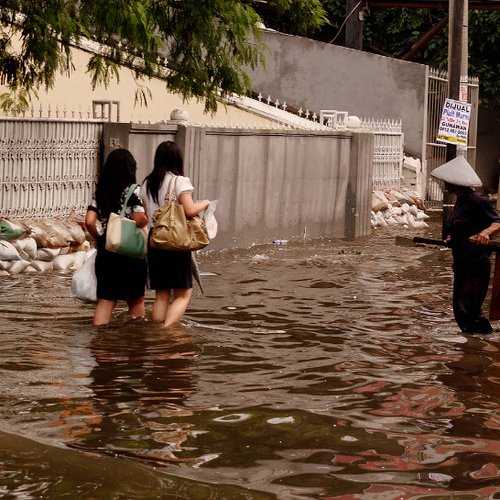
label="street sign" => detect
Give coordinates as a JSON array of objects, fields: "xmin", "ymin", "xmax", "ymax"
[{"xmin": 437, "ymin": 98, "xmax": 471, "ymax": 146}]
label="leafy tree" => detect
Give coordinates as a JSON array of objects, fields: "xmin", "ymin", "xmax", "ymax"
[
  {"xmin": 0, "ymin": 0, "xmax": 326, "ymax": 113},
  {"xmin": 314, "ymin": 4, "xmax": 500, "ymax": 115},
  {"xmin": 363, "ymin": 6, "xmax": 500, "ymax": 114}
]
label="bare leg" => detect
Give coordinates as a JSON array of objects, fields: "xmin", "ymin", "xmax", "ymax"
[
  {"xmin": 152, "ymin": 289, "xmax": 170, "ymax": 322},
  {"xmin": 164, "ymin": 288, "xmax": 192, "ymax": 327},
  {"xmin": 126, "ymin": 296, "xmax": 145, "ymax": 319},
  {"xmin": 93, "ymin": 299, "xmax": 117, "ymax": 325}
]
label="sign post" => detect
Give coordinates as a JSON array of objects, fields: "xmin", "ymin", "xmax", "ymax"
[
  {"xmin": 437, "ymin": 98, "xmax": 471, "ymax": 148},
  {"xmin": 441, "ymin": 0, "xmax": 468, "ymax": 238}
]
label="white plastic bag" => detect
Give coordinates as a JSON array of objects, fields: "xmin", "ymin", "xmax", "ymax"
[
  {"xmin": 71, "ymin": 252, "xmax": 97, "ymax": 302},
  {"xmin": 204, "ymin": 200, "xmax": 218, "ymax": 240}
]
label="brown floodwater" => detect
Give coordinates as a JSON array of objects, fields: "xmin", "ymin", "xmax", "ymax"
[{"xmin": 0, "ymin": 220, "xmax": 499, "ymax": 499}]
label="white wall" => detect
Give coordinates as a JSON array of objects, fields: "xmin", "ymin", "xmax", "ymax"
[{"xmin": 0, "ymin": 44, "xmax": 275, "ymax": 128}]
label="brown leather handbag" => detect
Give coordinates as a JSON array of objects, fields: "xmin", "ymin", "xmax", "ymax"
[{"xmin": 150, "ymin": 176, "xmax": 209, "ymax": 251}]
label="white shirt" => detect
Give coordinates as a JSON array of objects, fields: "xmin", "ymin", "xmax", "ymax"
[{"xmin": 140, "ymin": 173, "xmax": 194, "ymax": 220}]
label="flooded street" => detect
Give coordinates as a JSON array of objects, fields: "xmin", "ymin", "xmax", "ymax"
[{"xmin": 1, "ymin": 220, "xmax": 499, "ymax": 499}]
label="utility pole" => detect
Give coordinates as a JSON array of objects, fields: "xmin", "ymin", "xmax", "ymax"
[
  {"xmin": 442, "ymin": 0, "xmax": 468, "ymax": 236},
  {"xmin": 345, "ymin": 0, "xmax": 364, "ymax": 50}
]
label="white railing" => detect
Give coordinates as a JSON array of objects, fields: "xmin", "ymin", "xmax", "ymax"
[
  {"xmin": 0, "ymin": 100, "xmax": 120, "ymax": 122},
  {"xmin": 319, "ymin": 110, "xmax": 404, "ymax": 189},
  {"xmin": 0, "ymin": 119, "xmax": 103, "ymax": 219},
  {"xmin": 361, "ymin": 118, "xmax": 404, "ymax": 189}
]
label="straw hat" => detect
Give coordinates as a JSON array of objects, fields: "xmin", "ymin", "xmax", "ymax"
[{"xmin": 431, "ymin": 155, "xmax": 482, "ymax": 187}]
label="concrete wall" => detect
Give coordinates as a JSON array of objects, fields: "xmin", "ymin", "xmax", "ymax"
[
  {"xmin": 105, "ymin": 123, "xmax": 374, "ymax": 249},
  {"xmin": 247, "ymin": 30, "xmax": 428, "ymax": 160},
  {"xmin": 117, "ymin": 124, "xmax": 374, "ymax": 250}
]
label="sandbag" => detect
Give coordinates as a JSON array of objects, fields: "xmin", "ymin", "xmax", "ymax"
[
  {"xmin": 71, "ymin": 252, "xmax": 97, "ymax": 302},
  {"xmin": 36, "ymin": 219, "xmax": 72, "ymax": 247},
  {"xmin": 17, "ymin": 248, "xmax": 30, "ymax": 261},
  {"xmin": 0, "ymin": 241, "xmax": 21, "ymax": 261},
  {"xmin": 416, "ymin": 211, "xmax": 430, "ymax": 220},
  {"xmin": 13, "ymin": 237, "xmax": 38, "ymax": 259},
  {"xmin": 30, "ymin": 260, "xmax": 54, "ymax": 272},
  {"xmin": 375, "ymin": 212, "xmax": 388, "ymax": 227},
  {"xmin": 408, "ymin": 194, "xmax": 426, "ymax": 211},
  {"xmin": 8, "ymin": 260, "xmax": 31, "ymax": 274},
  {"xmin": 22, "ymin": 220, "xmax": 53, "ymax": 248},
  {"xmin": 391, "ymin": 190, "xmax": 415, "ymax": 206},
  {"xmin": 0, "ymin": 260, "xmax": 14, "ymax": 271},
  {"xmin": 0, "ymin": 219, "xmax": 27, "ymax": 241},
  {"xmin": 60, "ymin": 219, "xmax": 86, "ymax": 245},
  {"xmin": 53, "ymin": 254, "xmax": 76, "ymax": 271},
  {"xmin": 23, "ymin": 219, "xmax": 67, "ymax": 248},
  {"xmin": 371, "ymin": 194, "xmax": 386, "ymax": 213},
  {"xmin": 36, "ymin": 247, "xmax": 61, "ymax": 262},
  {"xmin": 383, "ymin": 190, "xmax": 401, "ymax": 207},
  {"xmin": 66, "ymin": 212, "xmax": 87, "ymax": 231},
  {"xmin": 69, "ymin": 240, "xmax": 91, "ymax": 253},
  {"xmin": 408, "ymin": 205, "xmax": 419, "ymax": 216}
]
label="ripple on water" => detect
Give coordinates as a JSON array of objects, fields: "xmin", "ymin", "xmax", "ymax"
[{"xmin": 0, "ymin": 227, "xmax": 499, "ymax": 497}]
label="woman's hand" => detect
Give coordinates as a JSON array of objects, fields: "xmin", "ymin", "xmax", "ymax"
[
  {"xmin": 85, "ymin": 210, "xmax": 100, "ymax": 241},
  {"xmin": 179, "ymin": 193, "xmax": 210, "ymax": 218},
  {"xmin": 132, "ymin": 211, "xmax": 149, "ymax": 229}
]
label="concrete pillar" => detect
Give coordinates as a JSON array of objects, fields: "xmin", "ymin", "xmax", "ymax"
[
  {"xmin": 345, "ymin": 129, "xmax": 374, "ymax": 239},
  {"xmin": 102, "ymin": 123, "xmax": 131, "ymax": 162}
]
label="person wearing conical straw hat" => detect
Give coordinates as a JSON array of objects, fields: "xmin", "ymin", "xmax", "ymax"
[{"xmin": 431, "ymin": 155, "xmax": 500, "ymax": 334}]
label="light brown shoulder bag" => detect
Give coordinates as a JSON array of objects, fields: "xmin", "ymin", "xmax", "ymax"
[{"xmin": 150, "ymin": 175, "xmax": 209, "ymax": 251}]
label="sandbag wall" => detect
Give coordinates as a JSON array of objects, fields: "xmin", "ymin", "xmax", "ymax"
[
  {"xmin": 371, "ymin": 188, "xmax": 430, "ymax": 229},
  {"xmin": 0, "ymin": 216, "xmax": 96, "ymax": 276}
]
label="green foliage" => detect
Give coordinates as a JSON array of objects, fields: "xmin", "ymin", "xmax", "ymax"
[
  {"xmin": 468, "ymin": 11, "xmax": 500, "ymax": 113},
  {"xmin": 259, "ymin": 0, "xmax": 328, "ymax": 35},
  {"xmin": 0, "ymin": 87, "xmax": 35, "ymax": 113},
  {"xmin": 0, "ymin": 0, "xmax": 327, "ymax": 114},
  {"xmin": 297, "ymin": 3, "xmax": 500, "ymax": 116}
]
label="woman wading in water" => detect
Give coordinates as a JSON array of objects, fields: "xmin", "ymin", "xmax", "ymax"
[
  {"xmin": 141, "ymin": 141, "xmax": 209, "ymax": 327},
  {"xmin": 85, "ymin": 149, "xmax": 148, "ymax": 325}
]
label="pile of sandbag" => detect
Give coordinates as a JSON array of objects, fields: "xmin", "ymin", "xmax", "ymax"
[
  {"xmin": 0, "ymin": 215, "xmax": 96, "ymax": 276},
  {"xmin": 371, "ymin": 188, "xmax": 430, "ymax": 229}
]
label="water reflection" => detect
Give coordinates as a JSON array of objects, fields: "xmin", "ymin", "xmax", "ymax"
[
  {"xmin": 70, "ymin": 323, "xmax": 198, "ymax": 465},
  {"xmin": 0, "ymin": 224, "xmax": 499, "ymax": 497}
]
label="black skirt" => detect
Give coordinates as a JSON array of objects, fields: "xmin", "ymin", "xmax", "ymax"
[
  {"xmin": 147, "ymin": 243, "xmax": 193, "ymax": 290},
  {"xmin": 95, "ymin": 236, "xmax": 147, "ymax": 300}
]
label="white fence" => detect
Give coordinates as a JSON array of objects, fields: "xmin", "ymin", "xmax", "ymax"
[
  {"xmin": 360, "ymin": 118, "xmax": 404, "ymax": 190},
  {"xmin": 0, "ymin": 118, "xmax": 103, "ymax": 218},
  {"xmin": 319, "ymin": 110, "xmax": 404, "ymax": 190}
]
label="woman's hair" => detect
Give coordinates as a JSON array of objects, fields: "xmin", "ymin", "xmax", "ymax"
[
  {"xmin": 143, "ymin": 141, "xmax": 184, "ymax": 204},
  {"xmin": 95, "ymin": 148, "xmax": 137, "ymax": 218}
]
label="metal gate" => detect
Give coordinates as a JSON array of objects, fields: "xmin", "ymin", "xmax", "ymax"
[
  {"xmin": 425, "ymin": 68, "xmax": 479, "ymax": 208},
  {"xmin": 0, "ymin": 118, "xmax": 103, "ymax": 219}
]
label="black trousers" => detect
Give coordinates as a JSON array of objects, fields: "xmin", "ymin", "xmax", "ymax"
[{"xmin": 452, "ymin": 258, "xmax": 493, "ymax": 333}]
